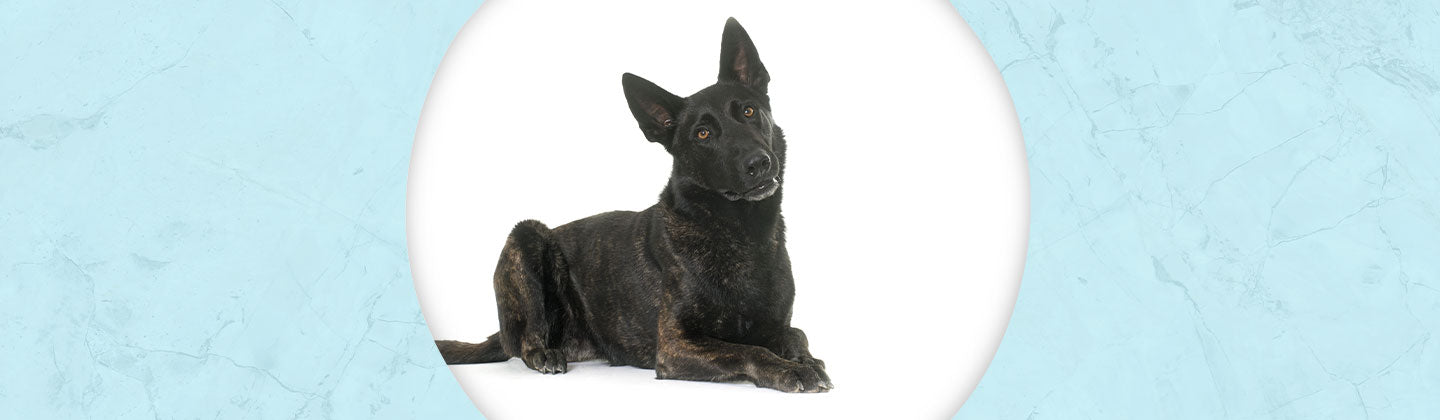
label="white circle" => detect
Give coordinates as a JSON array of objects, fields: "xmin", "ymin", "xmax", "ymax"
[{"xmin": 409, "ymin": 0, "xmax": 1028, "ymax": 418}]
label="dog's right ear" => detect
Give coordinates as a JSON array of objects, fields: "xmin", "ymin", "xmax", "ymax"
[{"xmin": 622, "ymin": 73, "xmax": 683, "ymax": 145}]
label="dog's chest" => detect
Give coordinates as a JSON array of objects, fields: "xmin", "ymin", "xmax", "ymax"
[
  {"xmin": 679, "ymin": 247, "xmax": 786, "ymax": 341},
  {"xmin": 689, "ymin": 278, "xmax": 776, "ymax": 341},
  {"xmin": 664, "ymin": 217, "xmax": 790, "ymax": 341}
]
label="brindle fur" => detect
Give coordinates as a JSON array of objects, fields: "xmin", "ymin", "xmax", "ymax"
[{"xmin": 435, "ymin": 18, "xmax": 830, "ymax": 393}]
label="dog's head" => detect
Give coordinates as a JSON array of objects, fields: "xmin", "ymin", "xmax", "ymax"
[{"xmin": 622, "ymin": 18, "xmax": 784, "ymax": 202}]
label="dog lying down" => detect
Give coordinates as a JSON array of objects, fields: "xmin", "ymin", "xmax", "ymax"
[{"xmin": 435, "ymin": 18, "xmax": 830, "ymax": 393}]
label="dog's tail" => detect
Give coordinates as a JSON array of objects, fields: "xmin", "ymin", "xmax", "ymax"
[{"xmin": 436, "ymin": 333, "xmax": 510, "ymax": 365}]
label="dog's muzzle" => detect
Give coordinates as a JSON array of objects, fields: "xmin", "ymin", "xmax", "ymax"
[{"xmin": 722, "ymin": 177, "xmax": 780, "ymax": 202}]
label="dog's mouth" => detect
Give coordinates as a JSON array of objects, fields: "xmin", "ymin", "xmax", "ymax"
[{"xmin": 721, "ymin": 177, "xmax": 780, "ymax": 202}]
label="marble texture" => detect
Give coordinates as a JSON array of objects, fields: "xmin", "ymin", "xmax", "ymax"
[
  {"xmin": 951, "ymin": 0, "xmax": 1440, "ymax": 418},
  {"xmin": 1, "ymin": 1, "xmax": 483, "ymax": 417},
  {"xmin": 4, "ymin": 0, "xmax": 1437, "ymax": 418}
]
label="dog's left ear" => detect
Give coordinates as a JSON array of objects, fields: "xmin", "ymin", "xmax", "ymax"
[{"xmin": 718, "ymin": 17, "xmax": 770, "ymax": 94}]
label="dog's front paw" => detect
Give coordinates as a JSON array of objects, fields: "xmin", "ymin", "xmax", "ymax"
[
  {"xmin": 806, "ymin": 358, "xmax": 832, "ymax": 391},
  {"xmin": 521, "ymin": 349, "xmax": 568, "ymax": 374},
  {"xmin": 756, "ymin": 361, "xmax": 832, "ymax": 393},
  {"xmin": 790, "ymin": 355, "xmax": 826, "ymax": 371}
]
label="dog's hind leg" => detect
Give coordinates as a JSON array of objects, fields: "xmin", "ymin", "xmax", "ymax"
[{"xmin": 493, "ymin": 220, "xmax": 570, "ymax": 374}]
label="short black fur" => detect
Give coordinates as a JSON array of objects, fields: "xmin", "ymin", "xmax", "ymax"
[{"xmin": 435, "ymin": 18, "xmax": 830, "ymax": 393}]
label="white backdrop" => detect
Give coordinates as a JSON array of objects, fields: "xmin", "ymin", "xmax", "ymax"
[{"xmin": 408, "ymin": 0, "xmax": 1028, "ymax": 418}]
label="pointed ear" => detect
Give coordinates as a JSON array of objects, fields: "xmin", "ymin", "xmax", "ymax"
[
  {"xmin": 622, "ymin": 73, "xmax": 683, "ymax": 144},
  {"xmin": 718, "ymin": 17, "xmax": 770, "ymax": 94}
]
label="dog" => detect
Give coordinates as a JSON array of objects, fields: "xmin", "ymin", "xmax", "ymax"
[{"xmin": 435, "ymin": 17, "xmax": 830, "ymax": 393}]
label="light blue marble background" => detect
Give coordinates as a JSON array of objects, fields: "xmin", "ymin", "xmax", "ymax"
[
  {"xmin": 3, "ymin": 1, "xmax": 1436, "ymax": 418},
  {"xmin": 2, "ymin": 1, "xmax": 481, "ymax": 417},
  {"xmin": 952, "ymin": 0, "xmax": 1440, "ymax": 418}
]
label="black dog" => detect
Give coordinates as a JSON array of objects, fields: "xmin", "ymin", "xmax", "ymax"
[{"xmin": 435, "ymin": 18, "xmax": 830, "ymax": 393}]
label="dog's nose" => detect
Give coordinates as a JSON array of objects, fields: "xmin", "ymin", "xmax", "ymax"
[{"xmin": 744, "ymin": 153, "xmax": 772, "ymax": 177}]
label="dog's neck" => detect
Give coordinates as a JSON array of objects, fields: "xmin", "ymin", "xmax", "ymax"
[{"xmin": 660, "ymin": 177, "xmax": 783, "ymax": 241}]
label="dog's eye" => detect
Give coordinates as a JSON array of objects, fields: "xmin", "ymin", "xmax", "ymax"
[
  {"xmin": 743, "ymin": 106, "xmax": 755, "ymax": 118},
  {"xmin": 696, "ymin": 128, "xmax": 710, "ymax": 140}
]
